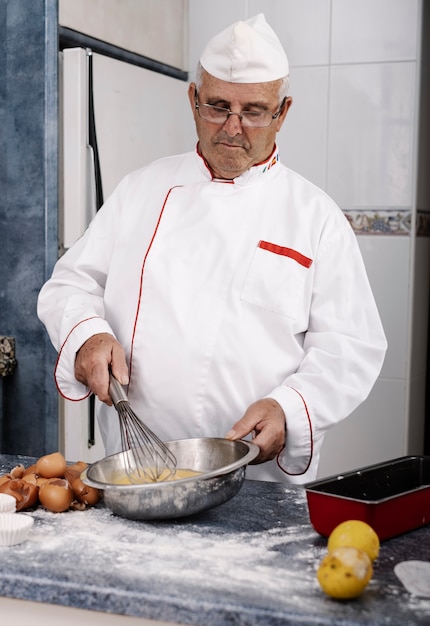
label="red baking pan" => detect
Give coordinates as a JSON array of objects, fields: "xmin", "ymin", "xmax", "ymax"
[{"xmin": 305, "ymin": 456, "xmax": 430, "ymax": 540}]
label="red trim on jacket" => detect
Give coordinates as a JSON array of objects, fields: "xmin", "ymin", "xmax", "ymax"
[
  {"xmin": 259, "ymin": 240, "xmax": 313, "ymax": 268},
  {"xmin": 276, "ymin": 386, "xmax": 314, "ymax": 476},
  {"xmin": 128, "ymin": 186, "xmax": 181, "ymax": 383},
  {"xmin": 196, "ymin": 144, "xmax": 234, "ymax": 183}
]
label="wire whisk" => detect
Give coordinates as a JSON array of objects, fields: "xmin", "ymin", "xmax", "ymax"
[{"xmin": 109, "ymin": 373, "xmax": 177, "ymax": 483}]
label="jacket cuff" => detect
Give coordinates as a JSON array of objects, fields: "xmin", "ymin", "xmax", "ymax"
[
  {"xmin": 54, "ymin": 317, "xmax": 115, "ymax": 400},
  {"xmin": 265, "ymin": 385, "xmax": 314, "ymax": 476}
]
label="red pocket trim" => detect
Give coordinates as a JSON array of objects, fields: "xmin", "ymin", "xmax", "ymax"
[{"xmin": 258, "ymin": 241, "xmax": 313, "ymax": 268}]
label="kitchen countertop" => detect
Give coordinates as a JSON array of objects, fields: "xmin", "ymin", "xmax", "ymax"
[{"xmin": 1, "ymin": 454, "xmax": 429, "ymax": 625}]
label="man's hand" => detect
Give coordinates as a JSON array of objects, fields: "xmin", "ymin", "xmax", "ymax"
[
  {"xmin": 74, "ymin": 333, "xmax": 129, "ymax": 405},
  {"xmin": 225, "ymin": 398, "xmax": 286, "ymax": 464}
]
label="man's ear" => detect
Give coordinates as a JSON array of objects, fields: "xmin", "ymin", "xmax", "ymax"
[
  {"xmin": 188, "ymin": 82, "xmax": 197, "ymax": 111},
  {"xmin": 276, "ymin": 96, "xmax": 293, "ymax": 131}
]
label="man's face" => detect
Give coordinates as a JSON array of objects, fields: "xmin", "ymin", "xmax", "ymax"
[{"xmin": 188, "ymin": 71, "xmax": 292, "ymax": 180}]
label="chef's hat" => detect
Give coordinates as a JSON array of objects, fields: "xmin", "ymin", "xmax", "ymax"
[{"xmin": 200, "ymin": 14, "xmax": 289, "ymax": 83}]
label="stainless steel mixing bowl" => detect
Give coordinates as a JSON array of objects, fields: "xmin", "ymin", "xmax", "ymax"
[{"xmin": 81, "ymin": 437, "xmax": 259, "ymax": 520}]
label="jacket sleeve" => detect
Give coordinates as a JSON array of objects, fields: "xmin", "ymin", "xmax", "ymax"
[
  {"xmin": 37, "ymin": 175, "xmax": 132, "ymax": 400},
  {"xmin": 268, "ymin": 215, "xmax": 387, "ymax": 483}
]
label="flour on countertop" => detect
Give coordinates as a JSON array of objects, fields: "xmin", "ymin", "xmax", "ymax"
[
  {"xmin": 16, "ymin": 504, "xmax": 321, "ymax": 608},
  {"xmin": 2, "ymin": 475, "xmax": 430, "ymax": 625}
]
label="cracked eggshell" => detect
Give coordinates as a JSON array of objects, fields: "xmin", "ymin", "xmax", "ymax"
[
  {"xmin": 71, "ymin": 477, "xmax": 101, "ymax": 506},
  {"xmin": 0, "ymin": 478, "xmax": 39, "ymax": 511},
  {"xmin": 35, "ymin": 452, "xmax": 67, "ymax": 479}
]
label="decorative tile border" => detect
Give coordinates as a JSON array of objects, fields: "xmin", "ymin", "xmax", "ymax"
[{"xmin": 343, "ymin": 209, "xmax": 412, "ymax": 235}]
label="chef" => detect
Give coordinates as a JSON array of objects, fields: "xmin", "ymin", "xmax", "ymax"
[{"xmin": 37, "ymin": 14, "xmax": 387, "ymax": 483}]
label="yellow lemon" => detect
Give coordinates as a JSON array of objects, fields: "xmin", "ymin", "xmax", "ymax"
[
  {"xmin": 317, "ymin": 546, "xmax": 373, "ymax": 599},
  {"xmin": 328, "ymin": 520, "xmax": 380, "ymax": 562}
]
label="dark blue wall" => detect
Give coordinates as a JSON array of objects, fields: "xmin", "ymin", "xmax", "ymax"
[{"xmin": 0, "ymin": 0, "xmax": 59, "ymax": 455}]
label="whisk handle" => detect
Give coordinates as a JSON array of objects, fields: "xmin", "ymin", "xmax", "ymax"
[{"xmin": 109, "ymin": 373, "xmax": 128, "ymax": 406}]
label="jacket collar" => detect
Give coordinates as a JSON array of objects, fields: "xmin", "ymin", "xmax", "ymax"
[{"xmin": 195, "ymin": 144, "xmax": 280, "ymax": 184}]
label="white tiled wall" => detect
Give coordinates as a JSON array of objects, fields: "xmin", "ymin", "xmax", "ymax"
[
  {"xmin": 327, "ymin": 62, "xmax": 416, "ymax": 208},
  {"xmin": 330, "ymin": 0, "xmax": 419, "ymax": 63},
  {"xmin": 280, "ymin": 66, "xmax": 329, "ymax": 189},
  {"xmin": 318, "ymin": 236, "xmax": 412, "ymax": 475},
  {"xmin": 189, "ymin": 0, "xmax": 428, "ymax": 476}
]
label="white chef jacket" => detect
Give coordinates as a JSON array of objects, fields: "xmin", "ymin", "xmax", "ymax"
[{"xmin": 37, "ymin": 145, "xmax": 387, "ymax": 484}]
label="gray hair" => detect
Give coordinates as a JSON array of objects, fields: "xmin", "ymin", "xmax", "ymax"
[{"xmin": 194, "ymin": 61, "xmax": 289, "ymax": 101}]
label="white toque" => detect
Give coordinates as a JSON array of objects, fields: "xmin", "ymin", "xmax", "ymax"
[{"xmin": 200, "ymin": 13, "xmax": 289, "ymax": 83}]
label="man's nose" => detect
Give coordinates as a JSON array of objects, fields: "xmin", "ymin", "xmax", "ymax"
[{"xmin": 223, "ymin": 112, "xmax": 243, "ymax": 135}]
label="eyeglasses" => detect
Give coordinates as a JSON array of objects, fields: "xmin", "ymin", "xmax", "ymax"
[{"xmin": 194, "ymin": 91, "xmax": 286, "ymax": 128}]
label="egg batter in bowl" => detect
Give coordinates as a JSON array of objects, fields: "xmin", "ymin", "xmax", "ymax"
[{"xmin": 113, "ymin": 467, "xmax": 202, "ymax": 485}]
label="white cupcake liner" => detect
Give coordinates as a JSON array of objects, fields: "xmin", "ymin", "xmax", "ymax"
[
  {"xmin": 0, "ymin": 493, "xmax": 17, "ymax": 513},
  {"xmin": 0, "ymin": 513, "xmax": 34, "ymax": 546}
]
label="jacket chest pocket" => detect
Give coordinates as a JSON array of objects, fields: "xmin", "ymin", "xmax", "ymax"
[{"xmin": 240, "ymin": 241, "xmax": 313, "ymax": 319}]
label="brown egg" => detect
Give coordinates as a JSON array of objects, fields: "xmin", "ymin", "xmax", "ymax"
[
  {"xmin": 0, "ymin": 478, "xmax": 39, "ymax": 511},
  {"xmin": 39, "ymin": 478, "xmax": 73, "ymax": 512},
  {"xmin": 71, "ymin": 477, "xmax": 101, "ymax": 506},
  {"xmin": 35, "ymin": 452, "xmax": 67, "ymax": 478}
]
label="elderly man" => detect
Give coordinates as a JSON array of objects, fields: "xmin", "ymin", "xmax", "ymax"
[{"xmin": 38, "ymin": 15, "xmax": 386, "ymax": 483}]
